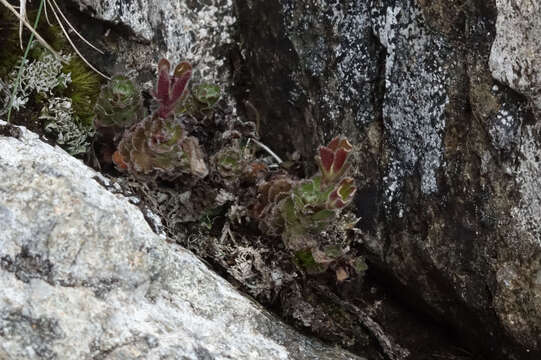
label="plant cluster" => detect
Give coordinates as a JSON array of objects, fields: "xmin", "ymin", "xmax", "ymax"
[
  {"xmin": 211, "ymin": 118, "xmax": 266, "ymax": 188},
  {"xmin": 1, "ymin": 40, "xmax": 98, "ymax": 156},
  {"xmin": 95, "ymin": 58, "xmax": 218, "ymax": 179},
  {"xmin": 93, "ymin": 57, "xmax": 363, "ymax": 282},
  {"xmin": 93, "ymin": 75, "xmax": 143, "ymax": 132},
  {"xmin": 253, "ymin": 136, "xmax": 364, "ymax": 278}
]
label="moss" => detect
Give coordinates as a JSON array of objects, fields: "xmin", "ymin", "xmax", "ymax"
[
  {"xmin": 60, "ymin": 57, "xmax": 102, "ymax": 127},
  {"xmin": 0, "ymin": 4, "xmax": 70, "ymax": 79},
  {"xmin": 0, "ymin": 2, "xmax": 102, "ymax": 132},
  {"xmin": 0, "ymin": 6, "xmax": 24, "ymax": 80},
  {"xmin": 294, "ymin": 249, "xmax": 325, "ymax": 273}
]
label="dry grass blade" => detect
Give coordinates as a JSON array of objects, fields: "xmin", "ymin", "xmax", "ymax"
[
  {"xmin": 250, "ymin": 138, "xmax": 283, "ymax": 164},
  {"xmin": 48, "ymin": 0, "xmax": 110, "ymax": 79},
  {"xmin": 48, "ymin": 0, "xmax": 104, "ymax": 54},
  {"xmin": 18, "ymin": 0, "xmax": 27, "ymax": 49},
  {"xmin": 43, "ymin": 0, "xmax": 52, "ymax": 25},
  {"xmin": 0, "ymin": 0, "xmax": 64, "ymax": 62}
]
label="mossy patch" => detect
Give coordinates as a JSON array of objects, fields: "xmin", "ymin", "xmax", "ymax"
[
  {"xmin": 294, "ymin": 249, "xmax": 325, "ymax": 273},
  {"xmin": 0, "ymin": 6, "xmax": 23, "ymax": 80},
  {"xmin": 1, "ymin": 2, "xmax": 103, "ymax": 151},
  {"xmin": 60, "ymin": 57, "xmax": 102, "ymax": 127}
]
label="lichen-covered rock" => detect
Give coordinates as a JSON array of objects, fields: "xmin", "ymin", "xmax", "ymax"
[
  {"xmin": 0, "ymin": 122, "xmax": 363, "ymax": 360},
  {"xmin": 234, "ymin": 0, "xmax": 541, "ymax": 358},
  {"xmin": 37, "ymin": 0, "xmax": 541, "ymax": 358},
  {"xmin": 73, "ymin": 0, "xmax": 236, "ymax": 83},
  {"xmin": 489, "ymin": 0, "xmax": 541, "ymax": 117}
]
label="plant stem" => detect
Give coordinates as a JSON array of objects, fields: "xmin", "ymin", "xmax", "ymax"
[
  {"xmin": 7, "ymin": 0, "xmax": 45, "ymax": 123},
  {"xmin": 250, "ymin": 138, "xmax": 283, "ymax": 164}
]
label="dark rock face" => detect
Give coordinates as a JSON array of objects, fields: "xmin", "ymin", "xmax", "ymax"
[{"xmin": 234, "ymin": 0, "xmax": 541, "ymax": 359}]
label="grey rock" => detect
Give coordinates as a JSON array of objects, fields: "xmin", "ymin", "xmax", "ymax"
[
  {"xmin": 234, "ymin": 0, "xmax": 541, "ymax": 358},
  {"xmin": 370, "ymin": 1, "xmax": 451, "ymax": 202},
  {"xmin": 490, "ymin": 0, "xmax": 541, "ymax": 116},
  {"xmin": 0, "ymin": 122, "xmax": 363, "ymax": 360},
  {"xmin": 72, "ymin": 0, "xmax": 236, "ymax": 84},
  {"xmin": 15, "ymin": 0, "xmax": 541, "ymax": 357}
]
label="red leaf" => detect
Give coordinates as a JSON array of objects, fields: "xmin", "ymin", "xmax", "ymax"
[
  {"xmin": 338, "ymin": 137, "xmax": 352, "ymax": 152},
  {"xmin": 319, "ymin": 146, "xmax": 334, "ymax": 173},
  {"xmin": 334, "ymin": 198, "xmax": 346, "ymax": 209},
  {"xmin": 170, "ymin": 69, "xmax": 192, "ymax": 105},
  {"xmin": 174, "ymin": 61, "xmax": 192, "ymax": 78},
  {"xmin": 333, "ymin": 148, "xmax": 348, "ymax": 173},
  {"xmin": 112, "ymin": 151, "xmax": 128, "ymax": 170},
  {"xmin": 327, "ymin": 136, "xmax": 341, "ymax": 151},
  {"xmin": 156, "ymin": 59, "xmax": 171, "ymax": 102}
]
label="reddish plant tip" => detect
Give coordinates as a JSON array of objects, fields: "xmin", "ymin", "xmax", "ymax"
[
  {"xmin": 319, "ymin": 146, "xmax": 334, "ymax": 173},
  {"xmin": 174, "ymin": 61, "xmax": 192, "ymax": 77},
  {"xmin": 327, "ymin": 136, "xmax": 341, "ymax": 151},
  {"xmin": 158, "ymin": 58, "xmax": 170, "ymax": 71},
  {"xmin": 170, "ymin": 70, "xmax": 191, "ymax": 102},
  {"xmin": 156, "ymin": 60, "xmax": 172, "ymax": 102},
  {"xmin": 317, "ymin": 136, "xmax": 353, "ymax": 184},
  {"xmin": 112, "ymin": 150, "xmax": 128, "ymax": 170},
  {"xmin": 332, "ymin": 148, "xmax": 348, "ymax": 173},
  {"xmin": 153, "ymin": 58, "xmax": 193, "ymax": 118},
  {"xmin": 327, "ymin": 136, "xmax": 352, "ymax": 152}
]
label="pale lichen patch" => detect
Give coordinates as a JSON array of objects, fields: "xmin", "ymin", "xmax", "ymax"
[
  {"xmin": 511, "ymin": 123, "xmax": 541, "ymax": 247},
  {"xmin": 371, "ymin": 2, "xmax": 451, "ymax": 206},
  {"xmin": 77, "ymin": 0, "xmax": 236, "ymax": 84}
]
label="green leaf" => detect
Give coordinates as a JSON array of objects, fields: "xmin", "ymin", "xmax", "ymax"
[
  {"xmin": 193, "ymin": 83, "xmax": 221, "ymax": 107},
  {"xmin": 294, "ymin": 249, "xmax": 326, "ymax": 273},
  {"xmin": 311, "ymin": 209, "xmax": 334, "ymax": 222}
]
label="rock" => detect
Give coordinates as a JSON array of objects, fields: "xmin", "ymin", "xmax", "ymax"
[
  {"xmin": 234, "ymin": 0, "xmax": 540, "ymax": 358},
  {"xmin": 0, "ymin": 122, "xmax": 363, "ymax": 360},
  {"xmin": 489, "ymin": 0, "xmax": 541, "ymax": 116},
  {"xmin": 70, "ymin": 0, "xmax": 236, "ymax": 84},
  {"xmin": 24, "ymin": 0, "xmax": 540, "ymax": 358}
]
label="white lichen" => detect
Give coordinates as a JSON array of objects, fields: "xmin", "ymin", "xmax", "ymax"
[
  {"xmin": 77, "ymin": 0, "xmax": 236, "ymax": 83},
  {"xmin": 371, "ymin": 3, "xmax": 450, "ymax": 206},
  {"xmin": 489, "ymin": 0, "xmax": 541, "ymax": 114},
  {"xmin": 511, "ymin": 123, "xmax": 541, "ymax": 247},
  {"xmin": 8, "ymin": 48, "xmax": 71, "ymax": 111},
  {"xmin": 40, "ymin": 97, "xmax": 93, "ymax": 156}
]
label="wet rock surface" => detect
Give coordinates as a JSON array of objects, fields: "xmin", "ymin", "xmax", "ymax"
[
  {"xmin": 0, "ymin": 122, "xmax": 363, "ymax": 360},
  {"xmin": 234, "ymin": 0, "xmax": 540, "ymax": 359}
]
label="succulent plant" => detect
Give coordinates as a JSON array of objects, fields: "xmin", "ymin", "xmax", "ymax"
[
  {"xmin": 93, "ymin": 75, "xmax": 143, "ymax": 130},
  {"xmin": 193, "ymin": 83, "xmax": 221, "ymax": 108},
  {"xmin": 212, "ymin": 140, "xmax": 265, "ymax": 184},
  {"xmin": 110, "ymin": 59, "xmax": 209, "ymax": 179},
  {"xmin": 213, "ymin": 147, "xmax": 244, "ymax": 178},
  {"xmin": 253, "ymin": 136, "xmax": 358, "ymax": 275},
  {"xmin": 279, "ymin": 175, "xmax": 355, "ymax": 250},
  {"xmin": 153, "ymin": 58, "xmax": 192, "ymax": 118},
  {"xmin": 316, "ymin": 136, "xmax": 353, "ymax": 184},
  {"xmin": 113, "ymin": 114, "xmax": 208, "ymax": 178},
  {"xmin": 252, "ymin": 174, "xmax": 296, "ymax": 234}
]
